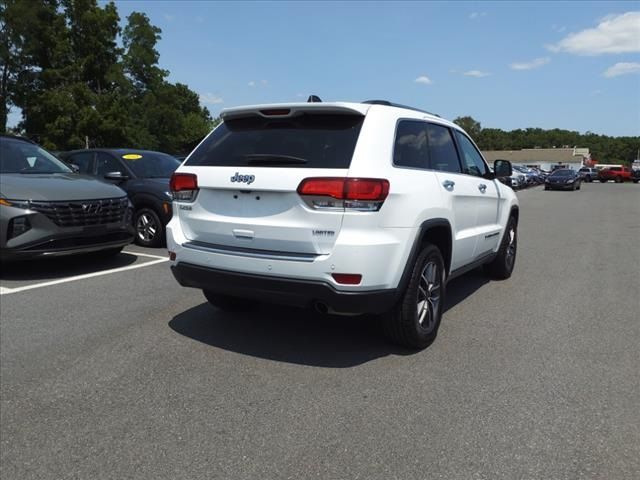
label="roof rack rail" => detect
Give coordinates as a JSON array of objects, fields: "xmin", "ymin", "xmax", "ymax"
[{"xmin": 362, "ymin": 100, "xmax": 440, "ymax": 117}]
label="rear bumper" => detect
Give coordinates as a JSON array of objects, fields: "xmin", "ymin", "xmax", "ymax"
[{"xmin": 171, "ymin": 262, "xmax": 398, "ymax": 314}]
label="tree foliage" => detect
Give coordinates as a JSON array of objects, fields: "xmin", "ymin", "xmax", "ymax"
[
  {"xmin": 0, "ymin": 0, "xmax": 213, "ymax": 154},
  {"xmin": 454, "ymin": 116, "xmax": 639, "ymax": 165}
]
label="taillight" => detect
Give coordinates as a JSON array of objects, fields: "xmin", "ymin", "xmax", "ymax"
[
  {"xmin": 170, "ymin": 173, "xmax": 199, "ymax": 202},
  {"xmin": 297, "ymin": 178, "xmax": 389, "ymax": 212}
]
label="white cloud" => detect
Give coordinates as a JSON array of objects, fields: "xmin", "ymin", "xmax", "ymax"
[
  {"xmin": 603, "ymin": 62, "xmax": 640, "ymax": 78},
  {"xmin": 248, "ymin": 81, "xmax": 256, "ymax": 87},
  {"xmin": 415, "ymin": 75, "xmax": 433, "ymax": 85},
  {"xmin": 199, "ymin": 93, "xmax": 224, "ymax": 105},
  {"xmin": 163, "ymin": 13, "xmax": 174, "ymax": 22},
  {"xmin": 510, "ymin": 57, "xmax": 550, "ymax": 70},
  {"xmin": 463, "ymin": 70, "xmax": 490, "ymax": 77},
  {"xmin": 261, "ymin": 79, "xmax": 268, "ymax": 86},
  {"xmin": 547, "ymin": 11, "xmax": 640, "ymax": 55},
  {"xmin": 469, "ymin": 12, "xmax": 487, "ymax": 20}
]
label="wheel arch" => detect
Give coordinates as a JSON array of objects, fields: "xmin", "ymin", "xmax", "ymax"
[{"xmin": 397, "ymin": 218, "xmax": 453, "ymax": 293}]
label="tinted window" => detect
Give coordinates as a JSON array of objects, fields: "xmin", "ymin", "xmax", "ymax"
[
  {"xmin": 0, "ymin": 137, "xmax": 71, "ymax": 174},
  {"xmin": 121, "ymin": 152, "xmax": 180, "ymax": 178},
  {"xmin": 394, "ymin": 121, "xmax": 429, "ymax": 169},
  {"xmin": 426, "ymin": 124, "xmax": 460, "ymax": 173},
  {"xmin": 96, "ymin": 153, "xmax": 123, "ymax": 177},
  {"xmin": 454, "ymin": 131, "xmax": 488, "ymax": 177},
  {"xmin": 186, "ymin": 114, "xmax": 364, "ymax": 169},
  {"xmin": 67, "ymin": 152, "xmax": 95, "ymax": 174},
  {"xmin": 550, "ymin": 169, "xmax": 574, "ymax": 177}
]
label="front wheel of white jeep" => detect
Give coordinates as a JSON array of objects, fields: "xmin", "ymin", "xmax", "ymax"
[{"xmin": 382, "ymin": 244, "xmax": 445, "ymax": 349}]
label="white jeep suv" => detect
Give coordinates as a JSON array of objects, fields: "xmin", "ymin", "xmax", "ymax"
[{"xmin": 167, "ymin": 100, "xmax": 519, "ymax": 349}]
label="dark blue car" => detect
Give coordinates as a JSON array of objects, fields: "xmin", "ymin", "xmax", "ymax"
[{"xmin": 60, "ymin": 149, "xmax": 181, "ymax": 247}]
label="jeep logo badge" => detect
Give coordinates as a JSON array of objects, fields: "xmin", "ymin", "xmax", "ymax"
[{"xmin": 230, "ymin": 172, "xmax": 255, "ymax": 185}]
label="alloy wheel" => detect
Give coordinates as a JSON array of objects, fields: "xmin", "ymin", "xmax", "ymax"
[{"xmin": 416, "ymin": 261, "xmax": 441, "ymax": 333}]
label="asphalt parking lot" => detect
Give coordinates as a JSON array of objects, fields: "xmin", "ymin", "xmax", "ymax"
[{"xmin": 1, "ymin": 182, "xmax": 639, "ymax": 479}]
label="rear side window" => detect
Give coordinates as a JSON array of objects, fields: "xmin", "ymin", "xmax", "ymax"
[
  {"xmin": 67, "ymin": 152, "xmax": 95, "ymax": 174},
  {"xmin": 426, "ymin": 124, "xmax": 461, "ymax": 173},
  {"xmin": 394, "ymin": 121, "xmax": 429, "ymax": 169},
  {"xmin": 186, "ymin": 114, "xmax": 364, "ymax": 169}
]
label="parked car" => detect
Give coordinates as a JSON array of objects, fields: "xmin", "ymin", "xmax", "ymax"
[
  {"xmin": 509, "ymin": 170, "xmax": 526, "ymax": 189},
  {"xmin": 631, "ymin": 169, "xmax": 640, "ymax": 183},
  {"xmin": 544, "ymin": 168, "xmax": 582, "ymax": 190},
  {"xmin": 167, "ymin": 99, "xmax": 519, "ymax": 349},
  {"xmin": 578, "ymin": 167, "xmax": 599, "ymax": 182},
  {"xmin": 0, "ymin": 135, "xmax": 134, "ymax": 261},
  {"xmin": 60, "ymin": 149, "xmax": 180, "ymax": 247},
  {"xmin": 598, "ymin": 166, "xmax": 633, "ymax": 183}
]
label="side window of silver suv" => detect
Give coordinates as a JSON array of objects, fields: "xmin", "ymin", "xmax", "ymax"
[{"xmin": 454, "ymin": 131, "xmax": 488, "ymax": 177}]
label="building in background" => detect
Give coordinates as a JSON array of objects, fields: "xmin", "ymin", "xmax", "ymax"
[{"xmin": 482, "ymin": 147, "xmax": 589, "ymax": 171}]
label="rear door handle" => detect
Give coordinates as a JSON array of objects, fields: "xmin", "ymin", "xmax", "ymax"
[
  {"xmin": 442, "ymin": 180, "xmax": 455, "ymax": 189},
  {"xmin": 478, "ymin": 183, "xmax": 487, "ymax": 193}
]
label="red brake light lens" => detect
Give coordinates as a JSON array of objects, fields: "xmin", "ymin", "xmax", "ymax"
[
  {"xmin": 170, "ymin": 173, "xmax": 198, "ymax": 192},
  {"xmin": 260, "ymin": 109, "xmax": 291, "ymax": 116},
  {"xmin": 170, "ymin": 173, "xmax": 198, "ymax": 202},
  {"xmin": 297, "ymin": 178, "xmax": 389, "ymax": 201},
  {"xmin": 332, "ymin": 273, "xmax": 362, "ymax": 285}
]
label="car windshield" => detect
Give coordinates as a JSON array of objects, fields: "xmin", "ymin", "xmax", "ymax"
[
  {"xmin": 550, "ymin": 169, "xmax": 574, "ymax": 177},
  {"xmin": 121, "ymin": 152, "xmax": 181, "ymax": 178},
  {"xmin": 0, "ymin": 137, "xmax": 72, "ymax": 174}
]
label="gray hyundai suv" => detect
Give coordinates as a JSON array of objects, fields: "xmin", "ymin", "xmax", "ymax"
[{"xmin": 0, "ymin": 135, "xmax": 134, "ymax": 260}]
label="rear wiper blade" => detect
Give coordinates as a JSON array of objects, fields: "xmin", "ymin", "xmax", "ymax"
[{"xmin": 244, "ymin": 154, "xmax": 307, "ymax": 165}]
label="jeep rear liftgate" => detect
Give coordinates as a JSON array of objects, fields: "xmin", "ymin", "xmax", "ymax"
[{"xmin": 174, "ymin": 110, "xmax": 365, "ymax": 255}]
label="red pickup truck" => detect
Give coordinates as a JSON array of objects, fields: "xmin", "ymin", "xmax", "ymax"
[{"xmin": 598, "ymin": 166, "xmax": 633, "ymax": 183}]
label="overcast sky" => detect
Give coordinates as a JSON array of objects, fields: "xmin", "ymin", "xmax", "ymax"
[{"xmin": 9, "ymin": 1, "xmax": 640, "ymax": 136}]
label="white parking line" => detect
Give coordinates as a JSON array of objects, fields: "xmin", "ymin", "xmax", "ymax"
[
  {"xmin": 0, "ymin": 254, "xmax": 169, "ymax": 295},
  {"xmin": 122, "ymin": 250, "xmax": 168, "ymax": 260}
]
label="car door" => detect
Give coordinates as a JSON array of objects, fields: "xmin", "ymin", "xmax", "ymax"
[
  {"xmin": 425, "ymin": 123, "xmax": 478, "ymax": 271},
  {"xmin": 453, "ymin": 130, "xmax": 502, "ymax": 258}
]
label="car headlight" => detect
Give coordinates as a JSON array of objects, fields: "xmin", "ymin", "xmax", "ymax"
[
  {"xmin": 0, "ymin": 198, "xmax": 31, "ymax": 209},
  {"xmin": 165, "ymin": 191, "xmax": 173, "ymax": 200},
  {"xmin": 567, "ymin": 179, "xmax": 574, "ymax": 183}
]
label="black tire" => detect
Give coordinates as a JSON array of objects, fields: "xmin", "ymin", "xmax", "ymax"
[
  {"xmin": 633, "ymin": 179, "xmax": 639, "ymax": 183},
  {"xmin": 134, "ymin": 208, "xmax": 164, "ymax": 247},
  {"xmin": 615, "ymin": 176, "xmax": 623, "ymax": 183},
  {"xmin": 203, "ymin": 290, "xmax": 258, "ymax": 312},
  {"xmin": 381, "ymin": 244, "xmax": 445, "ymax": 349},
  {"xmin": 599, "ymin": 179, "xmax": 606, "ymax": 183},
  {"xmin": 576, "ymin": 183, "xmax": 581, "ymax": 190},
  {"xmin": 484, "ymin": 215, "xmax": 517, "ymax": 280},
  {"xmin": 544, "ymin": 185, "xmax": 549, "ymax": 190}
]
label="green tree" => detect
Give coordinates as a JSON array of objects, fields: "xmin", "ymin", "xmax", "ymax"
[
  {"xmin": 453, "ymin": 115, "xmax": 482, "ymax": 138},
  {"xmin": 122, "ymin": 12, "xmax": 167, "ymax": 91}
]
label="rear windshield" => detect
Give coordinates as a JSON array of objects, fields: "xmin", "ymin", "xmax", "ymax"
[
  {"xmin": 122, "ymin": 152, "xmax": 180, "ymax": 178},
  {"xmin": 185, "ymin": 113, "xmax": 364, "ymax": 169}
]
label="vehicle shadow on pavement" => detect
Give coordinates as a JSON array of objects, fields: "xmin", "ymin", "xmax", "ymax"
[
  {"xmin": 443, "ymin": 269, "xmax": 490, "ymax": 313},
  {"xmin": 0, "ymin": 252, "xmax": 138, "ymax": 282},
  {"xmin": 168, "ymin": 270, "xmax": 490, "ymax": 368},
  {"xmin": 169, "ymin": 303, "xmax": 410, "ymax": 368}
]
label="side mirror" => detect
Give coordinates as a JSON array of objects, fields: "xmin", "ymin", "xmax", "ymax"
[
  {"xmin": 69, "ymin": 164, "xmax": 80, "ymax": 173},
  {"xmin": 494, "ymin": 159, "xmax": 513, "ymax": 177},
  {"xmin": 104, "ymin": 171, "xmax": 129, "ymax": 181}
]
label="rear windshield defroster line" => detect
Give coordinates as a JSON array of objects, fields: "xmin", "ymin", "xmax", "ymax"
[{"xmin": 185, "ymin": 113, "xmax": 364, "ymax": 169}]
